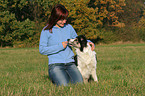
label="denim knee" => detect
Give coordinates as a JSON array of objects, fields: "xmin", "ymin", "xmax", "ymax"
[
  {"xmin": 48, "ymin": 63, "xmax": 83, "ymax": 86},
  {"xmin": 48, "ymin": 63, "xmax": 70, "ymax": 86}
]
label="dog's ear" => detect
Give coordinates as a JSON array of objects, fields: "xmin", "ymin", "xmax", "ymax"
[
  {"xmin": 81, "ymin": 35, "xmax": 87, "ymax": 46},
  {"xmin": 82, "ymin": 35, "xmax": 86, "ymax": 38},
  {"xmin": 83, "ymin": 35, "xmax": 87, "ymax": 41},
  {"xmin": 79, "ymin": 35, "xmax": 87, "ymax": 52}
]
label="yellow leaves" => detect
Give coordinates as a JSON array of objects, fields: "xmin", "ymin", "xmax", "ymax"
[
  {"xmin": 12, "ymin": 4, "xmax": 16, "ymax": 8},
  {"xmin": 67, "ymin": 0, "xmax": 126, "ymax": 39},
  {"xmin": 109, "ymin": 12, "xmax": 115, "ymax": 17},
  {"xmin": 113, "ymin": 22, "xmax": 125, "ymax": 28},
  {"xmin": 100, "ymin": 1, "xmax": 107, "ymax": 4},
  {"xmin": 143, "ymin": 10, "xmax": 145, "ymax": 16},
  {"xmin": 119, "ymin": 0, "xmax": 126, "ymax": 6},
  {"xmin": 138, "ymin": 16, "xmax": 145, "ymax": 28},
  {"xmin": 0, "ymin": 26, "xmax": 3, "ymax": 32},
  {"xmin": 29, "ymin": 37, "xmax": 32, "ymax": 40},
  {"xmin": 109, "ymin": 21, "xmax": 125, "ymax": 28},
  {"xmin": 116, "ymin": 4, "xmax": 120, "ymax": 8},
  {"xmin": 118, "ymin": 10, "xmax": 124, "ymax": 13},
  {"xmin": 100, "ymin": 17, "xmax": 104, "ymax": 21},
  {"xmin": 110, "ymin": 5, "xmax": 115, "ymax": 9},
  {"xmin": 98, "ymin": 20, "xmax": 103, "ymax": 26},
  {"xmin": 88, "ymin": 34, "xmax": 98, "ymax": 39}
]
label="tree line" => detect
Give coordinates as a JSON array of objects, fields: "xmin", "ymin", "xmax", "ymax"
[{"xmin": 0, "ymin": 0, "xmax": 145, "ymax": 47}]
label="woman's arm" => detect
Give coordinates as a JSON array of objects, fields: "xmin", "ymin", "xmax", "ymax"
[{"xmin": 39, "ymin": 30, "xmax": 64, "ymax": 55}]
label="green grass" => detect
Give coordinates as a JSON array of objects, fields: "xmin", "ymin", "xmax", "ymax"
[{"xmin": 0, "ymin": 43, "xmax": 145, "ymax": 96}]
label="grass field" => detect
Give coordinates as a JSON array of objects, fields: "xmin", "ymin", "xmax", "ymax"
[{"xmin": 0, "ymin": 43, "xmax": 145, "ymax": 96}]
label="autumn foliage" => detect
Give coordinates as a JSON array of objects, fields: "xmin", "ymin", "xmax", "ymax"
[{"xmin": 0, "ymin": 0, "xmax": 144, "ymax": 47}]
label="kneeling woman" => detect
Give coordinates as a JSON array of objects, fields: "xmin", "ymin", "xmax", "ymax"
[{"xmin": 39, "ymin": 4, "xmax": 94, "ymax": 86}]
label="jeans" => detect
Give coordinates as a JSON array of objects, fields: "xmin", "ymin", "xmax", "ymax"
[{"xmin": 48, "ymin": 62, "xmax": 83, "ymax": 86}]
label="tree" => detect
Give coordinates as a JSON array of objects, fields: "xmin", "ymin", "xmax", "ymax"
[
  {"xmin": 60, "ymin": 0, "xmax": 99, "ymax": 39},
  {"xmin": 0, "ymin": 11, "xmax": 35, "ymax": 47},
  {"xmin": 60, "ymin": 0, "xmax": 126, "ymax": 39},
  {"xmin": 138, "ymin": 10, "xmax": 145, "ymax": 41},
  {"xmin": 120, "ymin": 0, "xmax": 144, "ymax": 25},
  {"xmin": 94, "ymin": 0, "xmax": 126, "ymax": 27},
  {"xmin": 1, "ymin": 0, "xmax": 144, "ymax": 47},
  {"xmin": 0, "ymin": 11, "xmax": 16, "ymax": 47}
]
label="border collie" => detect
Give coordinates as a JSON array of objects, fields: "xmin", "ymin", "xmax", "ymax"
[{"xmin": 68, "ymin": 35, "xmax": 98, "ymax": 83}]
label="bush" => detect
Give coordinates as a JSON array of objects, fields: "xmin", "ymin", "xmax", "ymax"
[
  {"xmin": 138, "ymin": 15, "xmax": 145, "ymax": 41},
  {"xmin": 114, "ymin": 25, "xmax": 141, "ymax": 42},
  {"xmin": 89, "ymin": 28, "xmax": 119, "ymax": 44},
  {"xmin": 12, "ymin": 19, "xmax": 37, "ymax": 48},
  {"xmin": 139, "ymin": 28, "xmax": 145, "ymax": 41},
  {"xmin": 0, "ymin": 11, "xmax": 36, "ymax": 47}
]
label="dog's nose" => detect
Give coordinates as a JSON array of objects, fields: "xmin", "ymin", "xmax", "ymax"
[{"xmin": 67, "ymin": 39, "xmax": 70, "ymax": 42}]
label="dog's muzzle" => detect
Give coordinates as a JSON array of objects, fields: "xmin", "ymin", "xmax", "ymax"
[
  {"xmin": 67, "ymin": 39, "xmax": 70, "ymax": 42},
  {"xmin": 67, "ymin": 39, "xmax": 74, "ymax": 46}
]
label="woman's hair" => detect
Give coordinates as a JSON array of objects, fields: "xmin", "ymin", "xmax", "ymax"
[{"xmin": 44, "ymin": 4, "xmax": 69, "ymax": 31}]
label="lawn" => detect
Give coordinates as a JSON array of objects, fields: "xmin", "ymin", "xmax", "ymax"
[{"xmin": 0, "ymin": 43, "xmax": 145, "ymax": 96}]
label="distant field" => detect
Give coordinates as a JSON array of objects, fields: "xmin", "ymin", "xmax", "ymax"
[{"xmin": 0, "ymin": 43, "xmax": 145, "ymax": 96}]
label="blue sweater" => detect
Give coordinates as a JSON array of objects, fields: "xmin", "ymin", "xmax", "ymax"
[{"xmin": 39, "ymin": 24, "xmax": 78, "ymax": 64}]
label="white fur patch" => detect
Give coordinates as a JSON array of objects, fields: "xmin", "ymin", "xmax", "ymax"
[{"xmin": 76, "ymin": 43, "xmax": 98, "ymax": 83}]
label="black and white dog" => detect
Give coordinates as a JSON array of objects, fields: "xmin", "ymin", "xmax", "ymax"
[{"xmin": 68, "ymin": 35, "xmax": 98, "ymax": 83}]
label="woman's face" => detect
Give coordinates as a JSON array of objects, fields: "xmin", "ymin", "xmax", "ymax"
[{"xmin": 55, "ymin": 19, "xmax": 67, "ymax": 28}]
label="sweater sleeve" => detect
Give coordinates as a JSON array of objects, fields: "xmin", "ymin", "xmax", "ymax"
[
  {"xmin": 69, "ymin": 24, "xmax": 78, "ymax": 39},
  {"xmin": 39, "ymin": 30, "xmax": 64, "ymax": 55}
]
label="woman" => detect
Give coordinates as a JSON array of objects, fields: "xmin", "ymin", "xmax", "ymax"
[{"xmin": 39, "ymin": 4, "xmax": 95, "ymax": 86}]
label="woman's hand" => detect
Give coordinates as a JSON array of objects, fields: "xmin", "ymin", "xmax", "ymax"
[
  {"xmin": 89, "ymin": 42, "xmax": 95, "ymax": 51},
  {"xmin": 62, "ymin": 41, "xmax": 68, "ymax": 48}
]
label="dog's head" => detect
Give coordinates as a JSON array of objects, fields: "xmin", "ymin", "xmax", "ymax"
[{"xmin": 68, "ymin": 35, "xmax": 87, "ymax": 52}]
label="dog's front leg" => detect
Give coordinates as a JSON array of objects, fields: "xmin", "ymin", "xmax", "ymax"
[{"xmin": 91, "ymin": 70, "xmax": 98, "ymax": 83}]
